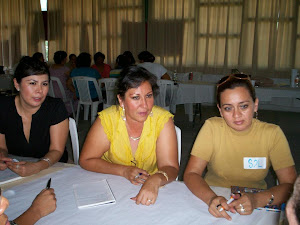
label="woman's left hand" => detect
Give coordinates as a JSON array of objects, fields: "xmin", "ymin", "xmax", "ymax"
[
  {"xmin": 229, "ymin": 193, "xmax": 256, "ymax": 215},
  {"xmin": 6, "ymin": 161, "xmax": 41, "ymax": 177},
  {"xmin": 130, "ymin": 176, "xmax": 160, "ymax": 206}
]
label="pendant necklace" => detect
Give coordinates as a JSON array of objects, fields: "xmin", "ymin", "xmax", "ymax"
[{"xmin": 130, "ymin": 136, "xmax": 140, "ymax": 141}]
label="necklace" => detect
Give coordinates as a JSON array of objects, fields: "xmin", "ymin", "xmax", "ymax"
[{"xmin": 130, "ymin": 136, "xmax": 141, "ymax": 141}]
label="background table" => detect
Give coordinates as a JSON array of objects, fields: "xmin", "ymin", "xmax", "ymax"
[{"xmin": 3, "ymin": 165, "xmax": 280, "ymax": 225}]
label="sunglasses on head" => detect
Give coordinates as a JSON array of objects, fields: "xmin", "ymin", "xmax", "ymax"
[{"xmin": 217, "ymin": 74, "xmax": 250, "ymax": 89}]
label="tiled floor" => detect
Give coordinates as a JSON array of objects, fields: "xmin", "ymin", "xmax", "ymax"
[{"xmin": 70, "ymin": 104, "xmax": 300, "ymax": 183}]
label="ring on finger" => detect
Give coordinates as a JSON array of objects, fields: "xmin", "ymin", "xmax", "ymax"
[
  {"xmin": 16, "ymin": 164, "xmax": 20, "ymax": 169},
  {"xmin": 216, "ymin": 204, "xmax": 222, "ymax": 210},
  {"xmin": 147, "ymin": 199, "xmax": 152, "ymax": 202}
]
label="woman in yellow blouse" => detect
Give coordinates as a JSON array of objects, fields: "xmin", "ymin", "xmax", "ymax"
[{"xmin": 80, "ymin": 66, "xmax": 179, "ymax": 206}]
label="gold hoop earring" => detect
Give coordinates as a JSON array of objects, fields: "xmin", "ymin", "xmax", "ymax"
[{"xmin": 121, "ymin": 106, "xmax": 126, "ymax": 121}]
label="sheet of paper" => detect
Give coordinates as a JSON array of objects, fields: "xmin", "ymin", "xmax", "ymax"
[
  {"xmin": 73, "ymin": 179, "xmax": 116, "ymax": 209},
  {"xmin": 0, "ymin": 169, "xmax": 22, "ymax": 185}
]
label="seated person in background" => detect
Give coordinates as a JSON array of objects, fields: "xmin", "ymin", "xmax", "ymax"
[
  {"xmin": 70, "ymin": 52, "xmax": 101, "ymax": 100},
  {"xmin": 0, "ymin": 187, "xmax": 56, "ymax": 225},
  {"xmin": 137, "ymin": 51, "xmax": 171, "ymax": 80},
  {"xmin": 32, "ymin": 52, "xmax": 48, "ymax": 68},
  {"xmin": 184, "ymin": 74, "xmax": 296, "ymax": 220},
  {"xmin": 49, "ymin": 51, "xmax": 78, "ymax": 116},
  {"xmin": 109, "ymin": 54, "xmax": 130, "ymax": 78},
  {"xmin": 123, "ymin": 51, "xmax": 136, "ymax": 65},
  {"xmin": 0, "ymin": 57, "xmax": 69, "ymax": 177},
  {"xmin": 65, "ymin": 54, "xmax": 77, "ymax": 71},
  {"xmin": 91, "ymin": 52, "xmax": 111, "ymax": 78},
  {"xmin": 80, "ymin": 66, "xmax": 179, "ymax": 206},
  {"xmin": 286, "ymin": 175, "xmax": 300, "ymax": 225}
]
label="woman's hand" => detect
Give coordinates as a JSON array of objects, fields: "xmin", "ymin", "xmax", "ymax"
[
  {"xmin": 208, "ymin": 196, "xmax": 235, "ymax": 221},
  {"xmin": 29, "ymin": 188, "xmax": 57, "ymax": 218},
  {"xmin": 0, "ymin": 157, "xmax": 11, "ymax": 171},
  {"xmin": 229, "ymin": 193, "xmax": 256, "ymax": 215},
  {"xmin": 131, "ymin": 176, "xmax": 160, "ymax": 206},
  {"xmin": 123, "ymin": 166, "xmax": 149, "ymax": 185},
  {"xmin": 6, "ymin": 161, "xmax": 41, "ymax": 177}
]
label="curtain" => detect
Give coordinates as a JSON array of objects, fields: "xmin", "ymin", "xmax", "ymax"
[
  {"xmin": 47, "ymin": 0, "xmax": 145, "ymax": 66},
  {"xmin": 0, "ymin": 0, "xmax": 45, "ymax": 70},
  {"xmin": 148, "ymin": 0, "xmax": 299, "ymax": 78}
]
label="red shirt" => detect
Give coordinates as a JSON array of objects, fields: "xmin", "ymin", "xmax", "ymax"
[{"xmin": 91, "ymin": 63, "xmax": 111, "ymax": 78}]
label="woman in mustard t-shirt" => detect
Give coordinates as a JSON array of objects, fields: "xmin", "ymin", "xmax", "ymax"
[
  {"xmin": 80, "ymin": 66, "xmax": 179, "ymax": 206},
  {"xmin": 184, "ymin": 74, "xmax": 297, "ymax": 220}
]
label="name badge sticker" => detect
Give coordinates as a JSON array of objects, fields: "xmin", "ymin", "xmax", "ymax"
[{"xmin": 243, "ymin": 157, "xmax": 266, "ymax": 169}]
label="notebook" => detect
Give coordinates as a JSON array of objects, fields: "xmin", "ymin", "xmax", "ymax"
[{"xmin": 73, "ymin": 179, "xmax": 116, "ymax": 209}]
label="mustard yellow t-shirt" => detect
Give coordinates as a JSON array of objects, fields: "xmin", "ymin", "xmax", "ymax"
[
  {"xmin": 191, "ymin": 117, "xmax": 294, "ymax": 189},
  {"xmin": 98, "ymin": 105, "xmax": 174, "ymax": 175}
]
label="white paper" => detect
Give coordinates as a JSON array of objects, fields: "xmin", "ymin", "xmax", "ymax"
[
  {"xmin": 0, "ymin": 169, "xmax": 22, "ymax": 185},
  {"xmin": 73, "ymin": 179, "xmax": 116, "ymax": 209}
]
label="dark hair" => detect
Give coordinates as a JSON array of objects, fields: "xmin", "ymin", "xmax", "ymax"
[
  {"xmin": 216, "ymin": 75, "xmax": 256, "ymax": 106},
  {"xmin": 76, "ymin": 52, "xmax": 91, "ymax": 67},
  {"xmin": 32, "ymin": 52, "xmax": 44, "ymax": 62},
  {"xmin": 94, "ymin": 52, "xmax": 105, "ymax": 62},
  {"xmin": 69, "ymin": 54, "xmax": 76, "ymax": 60},
  {"xmin": 53, "ymin": 51, "xmax": 67, "ymax": 64},
  {"xmin": 14, "ymin": 56, "xmax": 50, "ymax": 83},
  {"xmin": 138, "ymin": 51, "xmax": 155, "ymax": 63},
  {"xmin": 289, "ymin": 175, "xmax": 300, "ymax": 224},
  {"xmin": 123, "ymin": 51, "xmax": 136, "ymax": 65},
  {"xmin": 117, "ymin": 66, "xmax": 159, "ymax": 101},
  {"xmin": 116, "ymin": 54, "xmax": 130, "ymax": 69}
]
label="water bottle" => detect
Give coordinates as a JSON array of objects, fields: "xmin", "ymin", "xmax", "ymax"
[
  {"xmin": 295, "ymin": 74, "xmax": 299, "ymax": 88},
  {"xmin": 173, "ymin": 70, "xmax": 177, "ymax": 84}
]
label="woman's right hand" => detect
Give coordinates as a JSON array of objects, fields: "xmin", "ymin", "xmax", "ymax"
[
  {"xmin": 0, "ymin": 157, "xmax": 11, "ymax": 171},
  {"xmin": 123, "ymin": 166, "xmax": 149, "ymax": 185},
  {"xmin": 208, "ymin": 196, "xmax": 235, "ymax": 221},
  {"xmin": 29, "ymin": 188, "xmax": 57, "ymax": 219}
]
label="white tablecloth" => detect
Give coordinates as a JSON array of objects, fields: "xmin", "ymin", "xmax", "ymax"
[{"xmin": 4, "ymin": 166, "xmax": 279, "ymax": 225}]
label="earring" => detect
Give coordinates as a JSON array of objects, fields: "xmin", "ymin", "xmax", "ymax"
[
  {"xmin": 121, "ymin": 106, "xmax": 126, "ymax": 121},
  {"xmin": 149, "ymin": 111, "xmax": 153, "ymax": 117},
  {"xmin": 255, "ymin": 111, "xmax": 258, "ymax": 119}
]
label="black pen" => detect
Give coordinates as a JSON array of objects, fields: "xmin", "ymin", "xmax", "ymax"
[{"xmin": 46, "ymin": 178, "xmax": 51, "ymax": 189}]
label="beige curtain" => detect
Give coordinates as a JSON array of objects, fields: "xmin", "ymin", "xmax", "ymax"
[
  {"xmin": 0, "ymin": 0, "xmax": 45, "ymax": 69},
  {"xmin": 147, "ymin": 0, "xmax": 243, "ymax": 74},
  {"xmin": 47, "ymin": 0, "xmax": 145, "ymax": 66},
  {"xmin": 148, "ymin": 0, "xmax": 299, "ymax": 78}
]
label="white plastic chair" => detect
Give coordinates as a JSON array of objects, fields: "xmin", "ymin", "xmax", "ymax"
[
  {"xmin": 175, "ymin": 126, "xmax": 181, "ymax": 166},
  {"xmin": 69, "ymin": 118, "xmax": 79, "ymax": 165},
  {"xmin": 98, "ymin": 78, "xmax": 118, "ymax": 109},
  {"xmin": 72, "ymin": 76, "xmax": 103, "ymax": 125},
  {"xmin": 48, "ymin": 76, "xmax": 76, "ymax": 118},
  {"xmin": 155, "ymin": 80, "xmax": 175, "ymax": 111}
]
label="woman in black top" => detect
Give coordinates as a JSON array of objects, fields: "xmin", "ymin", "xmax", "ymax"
[{"xmin": 0, "ymin": 56, "xmax": 69, "ymax": 177}]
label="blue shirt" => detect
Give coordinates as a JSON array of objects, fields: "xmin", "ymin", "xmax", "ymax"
[{"xmin": 70, "ymin": 67, "xmax": 101, "ymax": 99}]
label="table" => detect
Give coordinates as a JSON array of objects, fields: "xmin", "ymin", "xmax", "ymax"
[
  {"xmin": 3, "ymin": 165, "xmax": 280, "ymax": 225},
  {"xmin": 171, "ymin": 81, "xmax": 300, "ymax": 121}
]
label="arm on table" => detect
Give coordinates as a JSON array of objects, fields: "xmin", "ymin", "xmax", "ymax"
[
  {"xmin": 133, "ymin": 118, "xmax": 179, "ymax": 205},
  {"xmin": 13, "ymin": 189, "xmax": 56, "ymax": 225},
  {"xmin": 0, "ymin": 134, "xmax": 9, "ymax": 170},
  {"xmin": 229, "ymin": 166, "xmax": 297, "ymax": 214},
  {"xmin": 184, "ymin": 155, "xmax": 233, "ymax": 221},
  {"xmin": 6, "ymin": 119, "xmax": 69, "ymax": 177},
  {"xmin": 79, "ymin": 117, "xmax": 149, "ymax": 182}
]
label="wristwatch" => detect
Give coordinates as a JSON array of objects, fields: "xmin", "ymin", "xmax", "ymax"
[{"xmin": 267, "ymin": 194, "xmax": 274, "ymax": 206}]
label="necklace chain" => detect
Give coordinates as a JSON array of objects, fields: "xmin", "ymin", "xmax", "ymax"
[{"xmin": 130, "ymin": 136, "xmax": 141, "ymax": 141}]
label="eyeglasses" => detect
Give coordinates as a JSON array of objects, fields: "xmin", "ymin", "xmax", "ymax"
[{"xmin": 217, "ymin": 74, "xmax": 250, "ymax": 89}]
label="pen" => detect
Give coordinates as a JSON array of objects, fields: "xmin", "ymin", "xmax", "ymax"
[
  {"xmin": 219, "ymin": 196, "xmax": 235, "ymax": 212},
  {"xmin": 46, "ymin": 178, "xmax": 51, "ymax": 189}
]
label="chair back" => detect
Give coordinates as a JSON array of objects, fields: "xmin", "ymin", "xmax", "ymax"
[
  {"xmin": 98, "ymin": 78, "xmax": 118, "ymax": 109},
  {"xmin": 155, "ymin": 80, "xmax": 174, "ymax": 111},
  {"xmin": 69, "ymin": 118, "xmax": 79, "ymax": 165},
  {"xmin": 72, "ymin": 76, "xmax": 103, "ymax": 104},
  {"xmin": 48, "ymin": 77, "xmax": 68, "ymax": 100},
  {"xmin": 175, "ymin": 126, "xmax": 181, "ymax": 166}
]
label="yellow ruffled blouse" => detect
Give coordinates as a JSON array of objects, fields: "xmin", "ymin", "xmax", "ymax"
[{"xmin": 98, "ymin": 105, "xmax": 174, "ymax": 175}]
